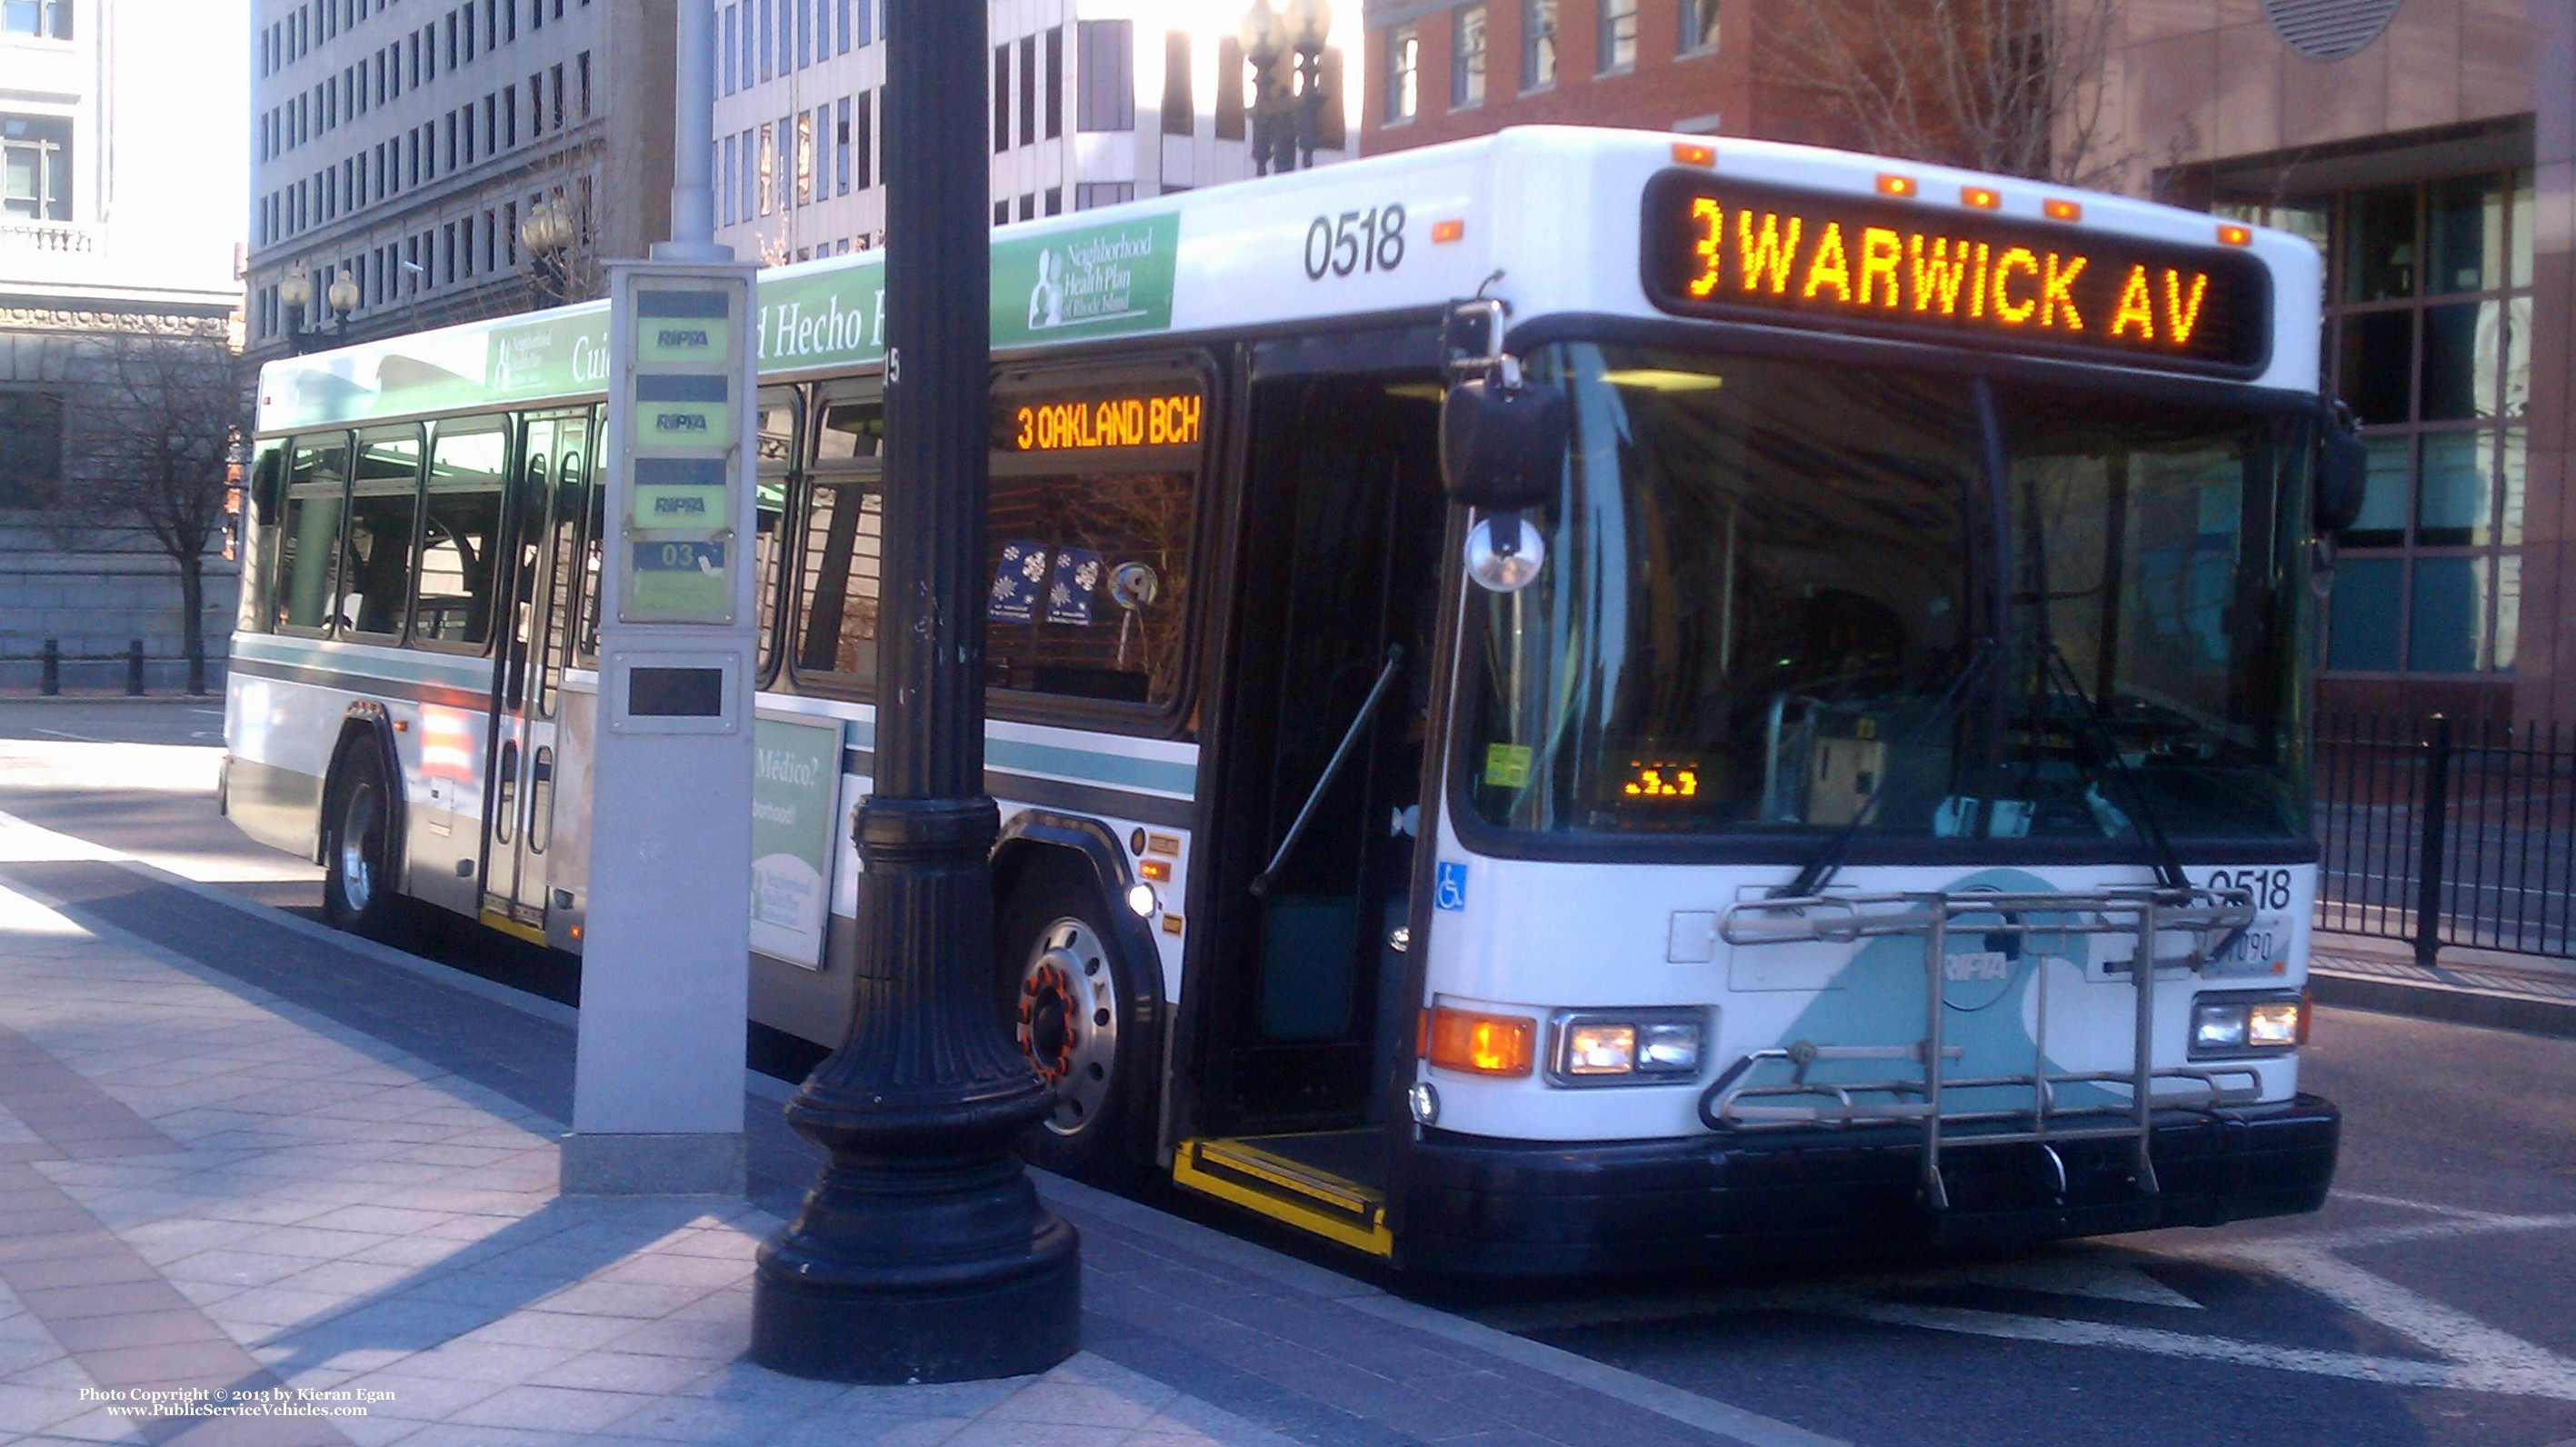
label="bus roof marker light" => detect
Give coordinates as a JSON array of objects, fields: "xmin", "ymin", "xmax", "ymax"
[
  {"xmin": 2044, "ymin": 197, "xmax": 2083, "ymax": 222},
  {"xmin": 2219, "ymin": 223, "xmax": 2254, "ymax": 246},
  {"xmin": 1961, "ymin": 185, "xmax": 2000, "ymax": 209},
  {"xmin": 1875, "ymin": 173, "xmax": 1916, "ymax": 198},
  {"xmin": 1432, "ymin": 219, "xmax": 1467, "ymax": 244},
  {"xmin": 1671, "ymin": 141, "xmax": 1714, "ymax": 167}
]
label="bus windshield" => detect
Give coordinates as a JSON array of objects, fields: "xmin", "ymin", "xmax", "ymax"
[{"xmin": 1463, "ymin": 343, "xmax": 2313, "ymax": 850}]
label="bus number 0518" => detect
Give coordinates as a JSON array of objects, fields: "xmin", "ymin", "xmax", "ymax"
[
  {"xmin": 2205, "ymin": 867, "xmax": 2293, "ymax": 912},
  {"xmin": 1305, "ymin": 205, "xmax": 1405, "ymax": 280}
]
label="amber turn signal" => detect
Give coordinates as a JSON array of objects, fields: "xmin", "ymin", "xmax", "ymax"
[{"xmin": 1424, "ymin": 1006, "xmax": 1536, "ymax": 1077}]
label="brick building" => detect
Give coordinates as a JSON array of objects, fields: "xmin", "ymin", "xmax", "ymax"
[{"xmin": 1360, "ymin": 0, "xmax": 2576, "ymax": 728}]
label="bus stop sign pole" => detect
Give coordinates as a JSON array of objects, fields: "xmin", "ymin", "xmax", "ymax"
[{"xmin": 748, "ymin": 0, "xmax": 1081, "ymax": 1382}]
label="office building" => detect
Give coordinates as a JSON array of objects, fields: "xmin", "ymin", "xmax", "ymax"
[
  {"xmin": 244, "ymin": 0, "xmax": 678, "ymax": 359},
  {"xmin": 712, "ymin": 0, "xmax": 1359, "ymax": 265}
]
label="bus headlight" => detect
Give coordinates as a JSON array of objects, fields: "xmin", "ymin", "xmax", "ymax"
[
  {"xmin": 2192, "ymin": 992, "xmax": 2304, "ymax": 1057},
  {"xmin": 1548, "ymin": 1010, "xmax": 1705, "ymax": 1085}
]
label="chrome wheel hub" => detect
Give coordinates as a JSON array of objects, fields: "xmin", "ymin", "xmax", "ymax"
[{"xmin": 1016, "ymin": 918, "xmax": 1116, "ymax": 1136}]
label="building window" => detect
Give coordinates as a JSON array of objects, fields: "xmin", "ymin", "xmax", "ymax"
[
  {"xmin": 1, "ymin": 0, "xmax": 70, "ymax": 37},
  {"xmin": 834, "ymin": 95, "xmax": 850, "ymax": 195},
  {"xmin": 1162, "ymin": 31, "xmax": 1193, "ymax": 135},
  {"xmin": 4, "ymin": 115, "xmax": 72, "ymax": 220},
  {"xmin": 1022, "ymin": 35, "xmax": 1039, "ymax": 145},
  {"xmin": 1681, "ymin": 0, "xmax": 1719, "ymax": 54},
  {"xmin": 1074, "ymin": 181, "xmax": 1132, "ymax": 210},
  {"xmin": 1521, "ymin": 0, "xmax": 1555, "ymax": 90},
  {"xmin": 758, "ymin": 0, "xmax": 773, "ymax": 82},
  {"xmin": 852, "ymin": 95, "xmax": 870, "ymax": 190},
  {"xmin": 1451, "ymin": 5, "xmax": 1485, "ymax": 108},
  {"xmin": 1077, "ymin": 19, "xmax": 1133, "ymax": 132},
  {"xmin": 1214, "ymin": 36, "xmax": 1243, "ymax": 139},
  {"xmin": 994, "ymin": 199, "xmax": 1009, "ymax": 225},
  {"xmin": 721, "ymin": 2, "xmax": 736, "ymax": 95},
  {"xmin": 1385, "ymin": 23, "xmax": 1417, "ymax": 122},
  {"xmin": 0, "ymin": 390, "xmax": 63, "ymax": 507},
  {"xmin": 2231, "ymin": 172, "xmax": 2534, "ymax": 678},
  {"xmin": 994, "ymin": 44, "xmax": 1011, "ymax": 153},
  {"xmin": 1598, "ymin": 0, "xmax": 1636, "ymax": 72},
  {"xmin": 1046, "ymin": 26, "xmax": 1063, "ymax": 138}
]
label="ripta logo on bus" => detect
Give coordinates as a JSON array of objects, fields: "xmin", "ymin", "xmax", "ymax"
[
  {"xmin": 654, "ymin": 412, "xmax": 710, "ymax": 433},
  {"xmin": 1645, "ymin": 176, "xmax": 2269, "ymax": 370}
]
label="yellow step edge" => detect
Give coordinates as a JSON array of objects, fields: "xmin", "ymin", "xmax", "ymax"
[
  {"xmin": 1171, "ymin": 1137, "xmax": 1394, "ymax": 1258},
  {"xmin": 479, "ymin": 912, "xmax": 548, "ymax": 946}
]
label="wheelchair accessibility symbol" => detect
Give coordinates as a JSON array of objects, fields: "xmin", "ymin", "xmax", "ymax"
[{"xmin": 1434, "ymin": 862, "xmax": 1468, "ymax": 912}]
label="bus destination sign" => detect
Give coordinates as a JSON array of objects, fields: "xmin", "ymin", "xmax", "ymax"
[
  {"xmin": 1001, "ymin": 387, "xmax": 1203, "ymax": 454},
  {"xmin": 1640, "ymin": 172, "xmax": 2271, "ymax": 373}
]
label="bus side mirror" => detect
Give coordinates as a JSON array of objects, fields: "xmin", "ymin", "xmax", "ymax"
[
  {"xmin": 1440, "ymin": 374, "xmax": 1566, "ymax": 511},
  {"xmin": 2316, "ymin": 403, "xmax": 2365, "ymax": 536}
]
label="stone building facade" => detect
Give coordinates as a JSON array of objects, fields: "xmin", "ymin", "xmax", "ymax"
[{"xmin": 2, "ymin": 0, "xmax": 248, "ymax": 691}]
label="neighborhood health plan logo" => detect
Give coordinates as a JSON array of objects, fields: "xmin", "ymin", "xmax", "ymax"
[{"xmin": 1001, "ymin": 214, "xmax": 1180, "ymax": 344}]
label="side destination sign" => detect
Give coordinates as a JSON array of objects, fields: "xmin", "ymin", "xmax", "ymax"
[
  {"xmin": 1640, "ymin": 172, "xmax": 2271, "ymax": 374},
  {"xmin": 256, "ymin": 213, "xmax": 1183, "ymax": 434}
]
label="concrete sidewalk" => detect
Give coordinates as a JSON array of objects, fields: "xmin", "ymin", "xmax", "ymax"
[
  {"xmin": 0, "ymin": 819, "xmax": 1826, "ymax": 1447},
  {"xmin": 2309, "ymin": 931, "xmax": 2576, "ymax": 1039}
]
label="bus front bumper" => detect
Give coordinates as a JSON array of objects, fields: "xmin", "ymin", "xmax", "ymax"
[{"xmin": 1392, "ymin": 1094, "xmax": 2338, "ymax": 1276}]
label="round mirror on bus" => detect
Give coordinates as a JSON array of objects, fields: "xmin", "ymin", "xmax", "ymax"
[
  {"xmin": 1109, "ymin": 561, "xmax": 1160, "ymax": 611},
  {"xmin": 1465, "ymin": 514, "xmax": 1546, "ymax": 593}
]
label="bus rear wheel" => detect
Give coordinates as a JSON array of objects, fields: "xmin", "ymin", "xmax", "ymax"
[
  {"xmin": 323, "ymin": 736, "xmax": 399, "ymax": 939},
  {"xmin": 1000, "ymin": 865, "xmax": 1154, "ymax": 1185}
]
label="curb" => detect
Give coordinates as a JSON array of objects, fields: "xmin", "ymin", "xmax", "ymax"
[{"xmin": 2309, "ymin": 967, "xmax": 2576, "ymax": 1040}]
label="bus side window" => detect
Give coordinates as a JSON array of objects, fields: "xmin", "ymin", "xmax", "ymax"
[
  {"xmin": 983, "ymin": 464, "xmax": 1195, "ymax": 708},
  {"xmin": 275, "ymin": 434, "xmax": 350, "ymax": 635},
  {"xmin": 238, "ymin": 443, "xmax": 285, "ymax": 636},
  {"xmin": 572, "ymin": 452, "xmax": 605, "ymax": 667},
  {"xmin": 792, "ymin": 395, "xmax": 884, "ymax": 693},
  {"xmin": 338, "ymin": 426, "xmax": 424, "ymax": 643},
  {"xmin": 415, "ymin": 416, "xmax": 510, "ymax": 652},
  {"xmin": 754, "ymin": 387, "xmax": 800, "ymax": 684}
]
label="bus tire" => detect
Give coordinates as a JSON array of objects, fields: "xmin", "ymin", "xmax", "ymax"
[
  {"xmin": 1000, "ymin": 863, "xmax": 1155, "ymax": 1186},
  {"xmin": 323, "ymin": 735, "xmax": 400, "ymax": 939}
]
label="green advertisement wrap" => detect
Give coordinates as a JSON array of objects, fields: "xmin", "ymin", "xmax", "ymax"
[
  {"xmin": 259, "ymin": 212, "xmax": 1186, "ymax": 434},
  {"xmin": 751, "ymin": 717, "xmax": 842, "ymax": 968}
]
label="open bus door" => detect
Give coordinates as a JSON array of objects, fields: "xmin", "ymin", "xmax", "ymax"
[
  {"xmin": 479, "ymin": 413, "xmax": 590, "ymax": 944},
  {"xmin": 1177, "ymin": 357, "xmax": 1448, "ymax": 1255}
]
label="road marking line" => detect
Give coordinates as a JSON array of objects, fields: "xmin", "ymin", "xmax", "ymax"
[
  {"xmin": 30, "ymin": 727, "xmax": 103, "ymax": 743},
  {"xmin": 1848, "ymin": 1300, "xmax": 2576, "ymax": 1401}
]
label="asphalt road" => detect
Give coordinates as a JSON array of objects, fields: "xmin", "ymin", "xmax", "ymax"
[{"xmin": 3, "ymin": 699, "xmax": 2571, "ymax": 1447}]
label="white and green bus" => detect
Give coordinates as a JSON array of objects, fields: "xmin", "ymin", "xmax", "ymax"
[{"xmin": 228, "ymin": 125, "xmax": 2348, "ymax": 1273}]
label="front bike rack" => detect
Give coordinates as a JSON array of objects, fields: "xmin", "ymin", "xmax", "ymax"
[{"xmin": 1701, "ymin": 887, "xmax": 2263, "ymax": 1211}]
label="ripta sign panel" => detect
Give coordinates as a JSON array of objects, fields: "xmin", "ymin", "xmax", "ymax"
[{"xmin": 1640, "ymin": 173, "xmax": 2272, "ymax": 374}]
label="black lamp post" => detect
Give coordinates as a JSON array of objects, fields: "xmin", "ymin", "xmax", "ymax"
[
  {"xmin": 1241, "ymin": 0, "xmax": 1333, "ymax": 175},
  {"xmin": 748, "ymin": 0, "xmax": 1081, "ymax": 1385}
]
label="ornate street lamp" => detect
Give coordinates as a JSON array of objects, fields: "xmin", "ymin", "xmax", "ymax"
[
  {"xmin": 519, "ymin": 196, "xmax": 577, "ymax": 306},
  {"xmin": 326, "ymin": 269, "xmax": 360, "ymax": 343},
  {"xmin": 277, "ymin": 264, "xmax": 313, "ymax": 354},
  {"xmin": 747, "ymin": 0, "xmax": 1081, "ymax": 1385},
  {"xmin": 1241, "ymin": 0, "xmax": 1332, "ymax": 175}
]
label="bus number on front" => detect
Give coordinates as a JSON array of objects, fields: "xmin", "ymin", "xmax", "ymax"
[{"xmin": 1305, "ymin": 205, "xmax": 1406, "ymax": 280}]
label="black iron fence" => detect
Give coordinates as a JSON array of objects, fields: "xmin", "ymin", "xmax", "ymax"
[{"xmin": 2315, "ymin": 714, "xmax": 2576, "ymax": 963}]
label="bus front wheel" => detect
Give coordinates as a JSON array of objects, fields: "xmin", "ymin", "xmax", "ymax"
[
  {"xmin": 999, "ymin": 864, "xmax": 1155, "ymax": 1185},
  {"xmin": 323, "ymin": 736, "xmax": 399, "ymax": 938}
]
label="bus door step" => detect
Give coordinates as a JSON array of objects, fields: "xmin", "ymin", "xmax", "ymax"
[{"xmin": 1173, "ymin": 1133, "xmax": 1393, "ymax": 1258}]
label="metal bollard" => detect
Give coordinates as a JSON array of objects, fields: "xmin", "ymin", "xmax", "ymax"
[
  {"xmin": 185, "ymin": 640, "xmax": 206, "ymax": 697},
  {"xmin": 126, "ymin": 639, "xmax": 145, "ymax": 697},
  {"xmin": 2412, "ymin": 714, "xmax": 2452, "ymax": 968},
  {"xmin": 40, "ymin": 639, "xmax": 59, "ymax": 696}
]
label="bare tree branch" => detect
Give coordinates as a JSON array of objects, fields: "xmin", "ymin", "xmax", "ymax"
[{"xmin": 1762, "ymin": 0, "xmax": 2131, "ymax": 189}]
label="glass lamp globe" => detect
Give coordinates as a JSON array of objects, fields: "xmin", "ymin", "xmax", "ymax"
[
  {"xmin": 278, "ymin": 267, "xmax": 312, "ymax": 311},
  {"xmin": 1238, "ymin": 1, "xmax": 1283, "ymax": 62},
  {"xmin": 1285, "ymin": 0, "xmax": 1332, "ymax": 50}
]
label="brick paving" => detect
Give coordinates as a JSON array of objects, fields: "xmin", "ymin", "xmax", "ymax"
[{"xmin": 0, "ymin": 847, "xmax": 1796, "ymax": 1447}]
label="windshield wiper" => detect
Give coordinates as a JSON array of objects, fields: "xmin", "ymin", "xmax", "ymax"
[{"xmin": 1775, "ymin": 638, "xmax": 1995, "ymax": 900}]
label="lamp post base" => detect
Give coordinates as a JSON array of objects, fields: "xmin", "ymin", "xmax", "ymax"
[{"xmin": 750, "ymin": 1153, "xmax": 1080, "ymax": 1382}]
